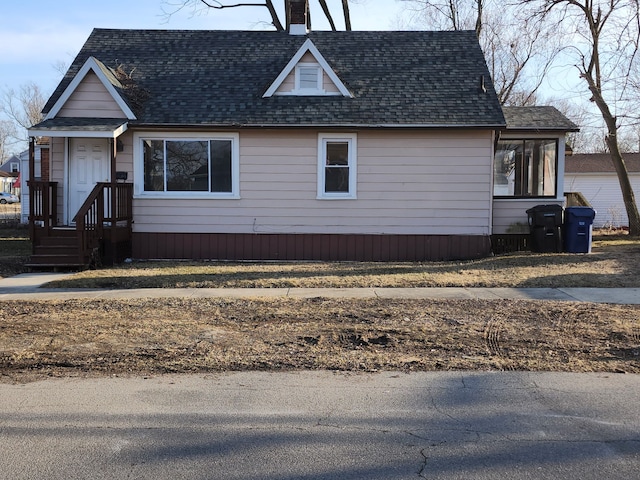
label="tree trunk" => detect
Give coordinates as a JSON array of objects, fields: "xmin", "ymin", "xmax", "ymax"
[{"xmin": 585, "ymin": 74, "xmax": 640, "ymax": 235}]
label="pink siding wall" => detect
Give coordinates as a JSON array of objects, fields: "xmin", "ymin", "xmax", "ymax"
[
  {"xmin": 131, "ymin": 129, "xmax": 494, "ymax": 236},
  {"xmin": 57, "ymin": 72, "xmax": 127, "ymax": 118}
]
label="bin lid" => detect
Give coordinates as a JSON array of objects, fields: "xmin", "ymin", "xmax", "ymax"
[
  {"xmin": 565, "ymin": 206, "xmax": 596, "ymax": 219},
  {"xmin": 526, "ymin": 204, "xmax": 564, "ymax": 214}
]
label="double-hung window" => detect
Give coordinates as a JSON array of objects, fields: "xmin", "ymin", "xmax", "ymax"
[
  {"xmin": 318, "ymin": 133, "xmax": 357, "ymax": 199},
  {"xmin": 493, "ymin": 139, "xmax": 558, "ymax": 197},
  {"xmin": 138, "ymin": 133, "xmax": 239, "ymax": 197}
]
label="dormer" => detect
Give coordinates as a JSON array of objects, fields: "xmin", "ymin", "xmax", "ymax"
[{"xmin": 263, "ymin": 39, "xmax": 352, "ymax": 98}]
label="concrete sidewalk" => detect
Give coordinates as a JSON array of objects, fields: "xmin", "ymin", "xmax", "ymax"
[{"xmin": 1, "ymin": 272, "xmax": 639, "ymax": 303}]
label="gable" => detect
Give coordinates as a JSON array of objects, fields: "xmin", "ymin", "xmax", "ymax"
[
  {"xmin": 45, "ymin": 57, "xmax": 136, "ymax": 121},
  {"xmin": 263, "ymin": 39, "xmax": 352, "ymax": 98},
  {"xmin": 56, "ymin": 71, "xmax": 128, "ymax": 119}
]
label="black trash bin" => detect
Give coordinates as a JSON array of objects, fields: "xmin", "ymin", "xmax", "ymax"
[
  {"xmin": 526, "ymin": 204, "xmax": 564, "ymax": 253},
  {"xmin": 564, "ymin": 206, "xmax": 596, "ymax": 253}
]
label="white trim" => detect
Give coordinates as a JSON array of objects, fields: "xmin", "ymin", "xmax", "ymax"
[
  {"xmin": 263, "ymin": 39, "xmax": 352, "ymax": 98},
  {"xmin": 289, "ymin": 24, "xmax": 308, "ymax": 35},
  {"xmin": 63, "ymin": 138, "xmax": 69, "ymax": 225},
  {"xmin": 317, "ymin": 133, "xmax": 357, "ymax": 200},
  {"xmin": 133, "ymin": 131, "xmax": 240, "ymax": 199},
  {"xmin": 45, "ymin": 57, "xmax": 137, "ymax": 120},
  {"xmin": 29, "ymin": 123, "xmax": 128, "ymax": 139}
]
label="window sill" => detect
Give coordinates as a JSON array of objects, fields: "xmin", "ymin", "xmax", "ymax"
[
  {"xmin": 317, "ymin": 194, "xmax": 357, "ymax": 200},
  {"xmin": 135, "ymin": 193, "xmax": 240, "ymax": 200}
]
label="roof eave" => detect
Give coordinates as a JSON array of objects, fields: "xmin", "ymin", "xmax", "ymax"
[{"xmin": 129, "ymin": 122, "xmax": 508, "ymax": 130}]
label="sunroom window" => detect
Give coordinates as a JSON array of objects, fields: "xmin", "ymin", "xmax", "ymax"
[
  {"xmin": 493, "ymin": 139, "xmax": 557, "ymax": 197},
  {"xmin": 141, "ymin": 136, "xmax": 238, "ymax": 196}
]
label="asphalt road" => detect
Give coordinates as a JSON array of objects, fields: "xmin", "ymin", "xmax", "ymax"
[{"xmin": 0, "ymin": 371, "xmax": 638, "ymax": 479}]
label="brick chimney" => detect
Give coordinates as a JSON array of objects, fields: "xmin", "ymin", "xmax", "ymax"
[{"xmin": 289, "ymin": 0, "xmax": 308, "ymax": 35}]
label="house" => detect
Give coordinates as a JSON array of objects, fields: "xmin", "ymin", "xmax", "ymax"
[
  {"xmin": 26, "ymin": 6, "xmax": 577, "ymax": 266},
  {"xmin": 0, "ymin": 154, "xmax": 20, "ymax": 196},
  {"xmin": 565, "ymin": 153, "xmax": 640, "ymax": 228}
]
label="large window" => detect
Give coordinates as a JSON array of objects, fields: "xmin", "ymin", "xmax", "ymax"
[
  {"xmin": 494, "ymin": 139, "xmax": 558, "ymax": 197},
  {"xmin": 317, "ymin": 133, "xmax": 357, "ymax": 199},
  {"xmin": 140, "ymin": 134, "xmax": 239, "ymax": 197}
]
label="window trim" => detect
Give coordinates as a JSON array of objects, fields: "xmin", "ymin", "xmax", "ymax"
[
  {"xmin": 493, "ymin": 137, "xmax": 559, "ymax": 199},
  {"xmin": 295, "ymin": 63, "xmax": 323, "ymax": 94},
  {"xmin": 134, "ymin": 131, "xmax": 240, "ymax": 199},
  {"xmin": 317, "ymin": 133, "xmax": 357, "ymax": 200}
]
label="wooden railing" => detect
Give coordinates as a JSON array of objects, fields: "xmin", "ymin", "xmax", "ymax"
[
  {"xmin": 28, "ymin": 180, "xmax": 58, "ymax": 227},
  {"xmin": 28, "ymin": 181, "xmax": 58, "ymax": 253},
  {"xmin": 565, "ymin": 191, "xmax": 592, "ymax": 207},
  {"xmin": 73, "ymin": 182, "xmax": 133, "ymax": 264}
]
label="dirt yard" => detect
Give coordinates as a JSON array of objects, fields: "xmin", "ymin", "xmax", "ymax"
[{"xmin": 1, "ymin": 297, "xmax": 638, "ymax": 383}]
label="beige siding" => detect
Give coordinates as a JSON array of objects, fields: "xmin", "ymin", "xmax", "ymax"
[
  {"xmin": 58, "ymin": 71, "xmax": 127, "ymax": 118},
  {"xmin": 492, "ymin": 199, "xmax": 557, "ymax": 234},
  {"xmin": 132, "ymin": 129, "xmax": 494, "ymax": 236},
  {"xmin": 277, "ymin": 71, "xmax": 296, "ymax": 93},
  {"xmin": 565, "ymin": 173, "xmax": 640, "ymax": 227}
]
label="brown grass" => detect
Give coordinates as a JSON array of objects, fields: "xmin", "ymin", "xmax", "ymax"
[
  {"xmin": 1, "ymin": 297, "xmax": 638, "ymax": 383},
  {"xmin": 42, "ymin": 233, "xmax": 640, "ymax": 289}
]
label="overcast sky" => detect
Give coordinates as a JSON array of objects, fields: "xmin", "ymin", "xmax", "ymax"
[{"xmin": 0, "ymin": 0, "xmax": 407, "ymax": 96}]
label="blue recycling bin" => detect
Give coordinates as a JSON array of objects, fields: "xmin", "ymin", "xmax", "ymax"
[{"xmin": 564, "ymin": 206, "xmax": 596, "ymax": 253}]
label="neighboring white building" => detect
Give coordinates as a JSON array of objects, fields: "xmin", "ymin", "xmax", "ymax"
[{"xmin": 565, "ymin": 153, "xmax": 640, "ymax": 228}]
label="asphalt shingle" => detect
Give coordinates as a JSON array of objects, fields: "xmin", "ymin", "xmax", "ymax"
[{"xmin": 42, "ymin": 29, "xmax": 506, "ymax": 128}]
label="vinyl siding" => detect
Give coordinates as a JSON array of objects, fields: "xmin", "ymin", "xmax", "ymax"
[
  {"xmin": 57, "ymin": 71, "xmax": 127, "ymax": 118},
  {"xmin": 492, "ymin": 199, "xmax": 564, "ymax": 234},
  {"xmin": 564, "ymin": 173, "xmax": 640, "ymax": 227},
  {"xmin": 132, "ymin": 129, "xmax": 494, "ymax": 236}
]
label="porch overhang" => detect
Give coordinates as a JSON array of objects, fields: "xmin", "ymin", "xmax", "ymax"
[{"xmin": 28, "ymin": 117, "xmax": 128, "ymax": 138}]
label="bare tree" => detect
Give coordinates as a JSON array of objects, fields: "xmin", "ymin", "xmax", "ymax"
[
  {"xmin": 162, "ymin": 0, "xmax": 353, "ymax": 31},
  {"xmin": 0, "ymin": 120, "xmax": 17, "ymax": 164},
  {"xmin": 397, "ymin": 0, "xmax": 561, "ymax": 106},
  {"xmin": 0, "ymin": 83, "xmax": 45, "ymax": 155},
  {"xmin": 520, "ymin": 0, "xmax": 640, "ymax": 236}
]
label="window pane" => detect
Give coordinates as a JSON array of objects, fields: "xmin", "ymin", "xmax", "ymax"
[
  {"xmin": 166, "ymin": 140, "xmax": 208, "ymax": 192},
  {"xmin": 325, "ymin": 166, "xmax": 349, "ymax": 192},
  {"xmin": 326, "ymin": 142, "xmax": 349, "ymax": 166},
  {"xmin": 493, "ymin": 141, "xmax": 522, "ymax": 196},
  {"xmin": 493, "ymin": 139, "xmax": 557, "ymax": 197},
  {"xmin": 143, "ymin": 140, "xmax": 165, "ymax": 191},
  {"xmin": 210, "ymin": 140, "xmax": 232, "ymax": 192},
  {"xmin": 541, "ymin": 140, "xmax": 557, "ymax": 196},
  {"xmin": 299, "ymin": 66, "xmax": 319, "ymax": 89}
]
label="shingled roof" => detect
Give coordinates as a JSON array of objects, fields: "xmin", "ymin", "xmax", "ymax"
[
  {"xmin": 502, "ymin": 106, "xmax": 579, "ymax": 132},
  {"xmin": 41, "ymin": 29, "xmax": 505, "ymax": 128},
  {"xmin": 565, "ymin": 153, "xmax": 640, "ymax": 173}
]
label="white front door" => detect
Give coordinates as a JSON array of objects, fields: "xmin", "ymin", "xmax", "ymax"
[{"xmin": 68, "ymin": 138, "xmax": 110, "ymax": 223}]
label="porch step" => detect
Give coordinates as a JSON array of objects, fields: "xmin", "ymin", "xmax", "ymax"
[
  {"xmin": 28, "ymin": 228, "xmax": 92, "ymax": 269},
  {"xmin": 25, "ymin": 255, "xmax": 89, "ymax": 269}
]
